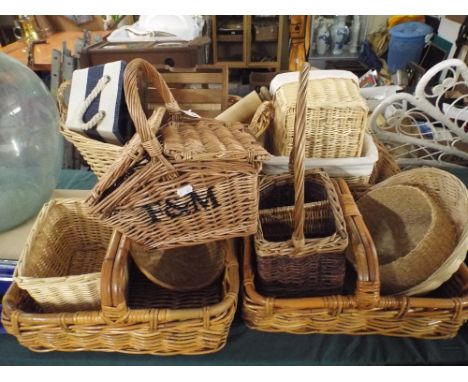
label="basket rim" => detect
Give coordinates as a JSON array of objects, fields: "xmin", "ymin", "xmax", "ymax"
[
  {"xmin": 1, "ymin": 233, "xmax": 239, "ymax": 328},
  {"xmin": 367, "ymin": 167, "xmax": 468, "ymax": 296},
  {"xmin": 14, "ymin": 199, "xmax": 108, "ymax": 289},
  {"xmin": 255, "ymin": 170, "xmax": 348, "ymax": 257}
]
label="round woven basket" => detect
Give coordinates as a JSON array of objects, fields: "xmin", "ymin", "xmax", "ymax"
[
  {"xmin": 357, "ymin": 185, "xmax": 457, "ymax": 295},
  {"xmin": 130, "ymin": 240, "xmax": 226, "ymax": 291},
  {"xmin": 357, "ymin": 167, "xmax": 468, "ymax": 295}
]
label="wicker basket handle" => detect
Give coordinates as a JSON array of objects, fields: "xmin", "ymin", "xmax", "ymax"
[
  {"xmin": 100, "ymin": 231, "xmax": 131, "ymax": 321},
  {"xmin": 100, "ymin": 230, "xmax": 122, "ymax": 310},
  {"xmin": 335, "ymin": 178, "xmax": 380, "ymax": 308},
  {"xmin": 290, "ymin": 62, "xmax": 309, "ymax": 247},
  {"xmin": 124, "ymin": 58, "xmax": 180, "ymax": 152}
]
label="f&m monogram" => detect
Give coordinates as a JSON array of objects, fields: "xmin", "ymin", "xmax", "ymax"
[{"xmin": 142, "ymin": 186, "xmax": 220, "ymax": 223}]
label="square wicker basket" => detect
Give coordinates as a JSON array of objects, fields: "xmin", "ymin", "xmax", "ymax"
[
  {"xmin": 14, "ymin": 199, "xmax": 113, "ymax": 312},
  {"xmin": 271, "ymin": 72, "xmax": 368, "ymax": 158}
]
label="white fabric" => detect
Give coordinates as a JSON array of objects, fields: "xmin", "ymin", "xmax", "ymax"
[
  {"xmin": 262, "ymin": 133, "xmax": 378, "ymax": 177},
  {"xmin": 107, "ymin": 15, "xmax": 205, "ymax": 43},
  {"xmin": 269, "ymin": 70, "xmax": 360, "ymax": 95}
]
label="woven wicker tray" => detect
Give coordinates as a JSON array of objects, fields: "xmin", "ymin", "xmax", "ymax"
[{"xmin": 2, "ymin": 231, "xmax": 239, "ymax": 354}]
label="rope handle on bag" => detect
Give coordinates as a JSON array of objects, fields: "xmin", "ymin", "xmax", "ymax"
[{"xmin": 73, "ymin": 75, "xmax": 110, "ymax": 131}]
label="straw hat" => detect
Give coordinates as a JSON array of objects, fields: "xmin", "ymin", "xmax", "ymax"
[
  {"xmin": 130, "ymin": 240, "xmax": 226, "ymax": 291},
  {"xmin": 356, "ymin": 167, "xmax": 468, "ymax": 295}
]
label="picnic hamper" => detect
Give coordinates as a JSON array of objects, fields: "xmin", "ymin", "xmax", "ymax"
[
  {"xmin": 86, "ymin": 58, "xmax": 269, "ymax": 250},
  {"xmin": 14, "ymin": 199, "xmax": 113, "ymax": 313},
  {"xmin": 1, "ymin": 231, "xmax": 239, "ymax": 354},
  {"xmin": 270, "ymin": 69, "xmax": 368, "ymax": 158},
  {"xmin": 254, "ymin": 63, "xmax": 349, "ymax": 297}
]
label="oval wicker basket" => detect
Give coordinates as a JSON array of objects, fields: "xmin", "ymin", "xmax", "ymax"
[{"xmin": 357, "ymin": 184, "xmax": 457, "ymax": 295}]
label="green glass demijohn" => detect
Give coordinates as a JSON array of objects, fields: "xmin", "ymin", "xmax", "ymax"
[{"xmin": 0, "ymin": 52, "xmax": 62, "ymax": 232}]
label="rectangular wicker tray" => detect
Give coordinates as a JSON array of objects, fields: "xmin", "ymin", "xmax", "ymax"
[
  {"xmin": 2, "ymin": 231, "xmax": 239, "ymax": 354},
  {"xmin": 243, "ymin": 179, "xmax": 468, "ymax": 339}
]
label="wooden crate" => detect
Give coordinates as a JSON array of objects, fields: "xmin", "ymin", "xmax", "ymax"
[
  {"xmin": 80, "ymin": 36, "xmax": 210, "ymax": 68},
  {"xmin": 145, "ymin": 64, "xmax": 229, "ymax": 118}
]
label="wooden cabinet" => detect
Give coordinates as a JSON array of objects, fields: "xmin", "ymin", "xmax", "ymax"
[{"xmin": 212, "ymin": 15, "xmax": 286, "ymax": 70}]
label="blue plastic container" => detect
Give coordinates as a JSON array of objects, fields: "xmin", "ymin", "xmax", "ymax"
[
  {"xmin": 0, "ymin": 259, "xmax": 16, "ymax": 296},
  {"xmin": 388, "ymin": 22, "xmax": 433, "ymax": 72}
]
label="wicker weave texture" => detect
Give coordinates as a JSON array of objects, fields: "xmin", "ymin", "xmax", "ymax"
[
  {"xmin": 243, "ymin": 225, "xmax": 468, "ymax": 339},
  {"xmin": 255, "ymin": 173, "xmax": 349, "ymax": 296},
  {"xmin": 85, "ymin": 59, "xmax": 269, "ymax": 250},
  {"xmin": 14, "ymin": 199, "xmax": 113, "ymax": 312},
  {"xmin": 366, "ymin": 167, "xmax": 468, "ymax": 296},
  {"xmin": 162, "ymin": 120, "xmax": 268, "ymax": 162},
  {"xmin": 2, "ymin": 235, "xmax": 239, "ymax": 355},
  {"xmin": 272, "ymin": 77, "xmax": 368, "ymax": 158},
  {"xmin": 358, "ymin": 185, "xmax": 457, "ymax": 295},
  {"xmin": 254, "ymin": 64, "xmax": 348, "ymax": 296},
  {"xmin": 243, "ymin": 168, "xmax": 468, "ymax": 338},
  {"xmin": 58, "ymin": 77, "xmax": 273, "ymax": 180}
]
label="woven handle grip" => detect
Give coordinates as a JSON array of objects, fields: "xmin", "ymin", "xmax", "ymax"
[
  {"xmin": 290, "ymin": 62, "xmax": 309, "ymax": 247},
  {"xmin": 124, "ymin": 58, "xmax": 180, "ymax": 156},
  {"xmin": 335, "ymin": 178, "xmax": 380, "ymax": 308}
]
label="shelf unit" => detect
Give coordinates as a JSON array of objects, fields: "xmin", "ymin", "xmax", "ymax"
[
  {"xmin": 308, "ymin": 15, "xmax": 370, "ymax": 69},
  {"xmin": 212, "ymin": 15, "xmax": 286, "ymax": 71}
]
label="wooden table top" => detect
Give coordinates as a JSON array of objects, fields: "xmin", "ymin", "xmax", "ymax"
[{"xmin": 0, "ymin": 31, "xmax": 108, "ymax": 71}]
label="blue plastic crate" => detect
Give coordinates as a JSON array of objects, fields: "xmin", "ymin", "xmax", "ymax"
[{"xmin": 0, "ymin": 260, "xmax": 16, "ymax": 296}]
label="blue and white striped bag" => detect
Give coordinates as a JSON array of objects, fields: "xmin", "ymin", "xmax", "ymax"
[{"xmin": 65, "ymin": 60, "xmax": 134, "ymax": 145}]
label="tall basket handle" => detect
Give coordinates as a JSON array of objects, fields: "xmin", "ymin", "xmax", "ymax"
[
  {"xmin": 124, "ymin": 58, "xmax": 181, "ymax": 154},
  {"xmin": 290, "ymin": 62, "xmax": 309, "ymax": 248}
]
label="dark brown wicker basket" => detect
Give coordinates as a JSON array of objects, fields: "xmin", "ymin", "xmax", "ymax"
[{"xmin": 253, "ymin": 63, "xmax": 348, "ymax": 297}]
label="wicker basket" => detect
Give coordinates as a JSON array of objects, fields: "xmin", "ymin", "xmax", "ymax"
[
  {"xmin": 2, "ymin": 231, "xmax": 239, "ymax": 354},
  {"xmin": 243, "ymin": 180, "xmax": 468, "ymax": 338},
  {"xmin": 357, "ymin": 185, "xmax": 458, "ymax": 295},
  {"xmin": 86, "ymin": 59, "xmax": 269, "ymax": 250},
  {"xmin": 243, "ymin": 178, "xmax": 381, "ymax": 333},
  {"xmin": 360, "ymin": 167, "xmax": 468, "ymax": 296},
  {"xmin": 14, "ymin": 199, "xmax": 113, "ymax": 312},
  {"xmin": 59, "ymin": 84, "xmax": 273, "ymax": 181},
  {"xmin": 254, "ymin": 63, "xmax": 348, "ymax": 297},
  {"xmin": 347, "ymin": 139, "xmax": 401, "ymax": 199},
  {"xmin": 270, "ymin": 69, "xmax": 368, "ymax": 158},
  {"xmin": 129, "ymin": 239, "xmax": 226, "ymax": 291}
]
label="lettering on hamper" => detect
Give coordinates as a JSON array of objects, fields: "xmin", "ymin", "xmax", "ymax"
[{"xmin": 142, "ymin": 186, "xmax": 220, "ymax": 223}]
